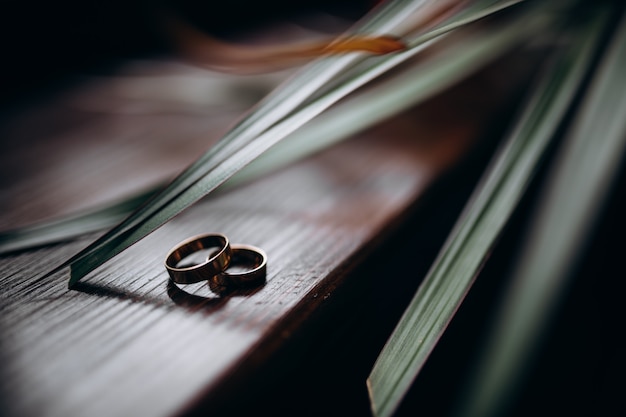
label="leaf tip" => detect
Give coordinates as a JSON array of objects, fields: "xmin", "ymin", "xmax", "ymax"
[
  {"xmin": 67, "ymin": 266, "xmax": 85, "ymax": 289},
  {"xmin": 366, "ymin": 377, "xmax": 381, "ymax": 417}
]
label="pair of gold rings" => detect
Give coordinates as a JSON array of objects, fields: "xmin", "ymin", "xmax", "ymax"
[{"xmin": 165, "ymin": 233, "xmax": 267, "ymax": 291}]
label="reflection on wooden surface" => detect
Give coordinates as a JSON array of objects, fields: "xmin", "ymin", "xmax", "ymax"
[{"xmin": 0, "ymin": 52, "xmax": 529, "ymax": 416}]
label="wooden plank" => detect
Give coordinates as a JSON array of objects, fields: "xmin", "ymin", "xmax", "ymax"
[{"xmin": 0, "ymin": 56, "xmax": 528, "ymax": 417}]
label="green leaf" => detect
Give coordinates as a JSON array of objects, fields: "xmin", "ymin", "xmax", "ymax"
[
  {"xmin": 0, "ymin": 187, "xmax": 161, "ymax": 255},
  {"xmin": 456, "ymin": 8, "xmax": 626, "ymax": 417},
  {"xmin": 0, "ymin": 1, "xmax": 535, "ymax": 256},
  {"xmin": 366, "ymin": 6, "xmax": 610, "ymax": 417},
  {"xmin": 40, "ymin": 0, "xmax": 529, "ymax": 286}
]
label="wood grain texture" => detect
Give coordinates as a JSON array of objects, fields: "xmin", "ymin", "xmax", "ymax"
[{"xmin": 0, "ymin": 55, "xmax": 527, "ymax": 417}]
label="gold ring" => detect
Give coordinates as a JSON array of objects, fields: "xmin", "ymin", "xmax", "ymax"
[
  {"xmin": 164, "ymin": 234, "xmax": 232, "ymax": 284},
  {"xmin": 214, "ymin": 244, "xmax": 267, "ymax": 288}
]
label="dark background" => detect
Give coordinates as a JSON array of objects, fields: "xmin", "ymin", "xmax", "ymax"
[{"xmin": 0, "ymin": 0, "xmax": 372, "ymax": 112}]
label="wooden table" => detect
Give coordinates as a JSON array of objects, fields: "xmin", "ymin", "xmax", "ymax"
[{"xmin": 0, "ymin": 54, "xmax": 528, "ymax": 417}]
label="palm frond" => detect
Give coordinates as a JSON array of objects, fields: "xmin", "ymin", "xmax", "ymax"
[
  {"xmin": 457, "ymin": 8, "xmax": 626, "ymax": 416},
  {"xmin": 37, "ymin": 0, "xmax": 529, "ymax": 286},
  {"xmin": 366, "ymin": 6, "xmax": 611, "ymax": 416},
  {"xmin": 0, "ymin": 0, "xmax": 536, "ymax": 256}
]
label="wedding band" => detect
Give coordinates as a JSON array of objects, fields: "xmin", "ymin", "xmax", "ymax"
[
  {"xmin": 165, "ymin": 234, "xmax": 232, "ymax": 284},
  {"xmin": 217, "ymin": 244, "xmax": 267, "ymax": 287}
]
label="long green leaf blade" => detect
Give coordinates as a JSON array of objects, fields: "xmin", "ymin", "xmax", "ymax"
[
  {"xmin": 366, "ymin": 8, "xmax": 608, "ymax": 417},
  {"xmin": 0, "ymin": 187, "xmax": 160, "ymax": 254},
  {"xmin": 458, "ymin": 8, "xmax": 626, "ymax": 416},
  {"xmin": 57, "ymin": 0, "xmax": 527, "ymax": 286},
  {"xmin": 233, "ymin": 12, "xmax": 551, "ymax": 189},
  {"xmin": 0, "ymin": 4, "xmax": 536, "ymax": 256},
  {"xmin": 70, "ymin": 0, "xmax": 463, "ymax": 248}
]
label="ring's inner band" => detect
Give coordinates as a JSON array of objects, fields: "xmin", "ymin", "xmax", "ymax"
[
  {"xmin": 175, "ymin": 248, "xmax": 219, "ymax": 268},
  {"xmin": 166, "ymin": 235, "xmax": 229, "ymax": 271},
  {"xmin": 225, "ymin": 249, "xmax": 264, "ymax": 274}
]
